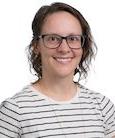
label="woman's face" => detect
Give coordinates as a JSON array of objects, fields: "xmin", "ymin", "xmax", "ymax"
[{"xmin": 38, "ymin": 11, "xmax": 83, "ymax": 79}]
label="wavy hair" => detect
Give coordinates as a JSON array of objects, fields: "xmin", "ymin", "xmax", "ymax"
[{"xmin": 27, "ymin": 2, "xmax": 97, "ymax": 81}]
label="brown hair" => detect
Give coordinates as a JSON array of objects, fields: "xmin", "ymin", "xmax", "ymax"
[{"xmin": 27, "ymin": 2, "xmax": 97, "ymax": 81}]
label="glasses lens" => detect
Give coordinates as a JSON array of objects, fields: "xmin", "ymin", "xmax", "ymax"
[
  {"xmin": 43, "ymin": 34, "xmax": 61, "ymax": 48},
  {"xmin": 41, "ymin": 34, "xmax": 85, "ymax": 49},
  {"xmin": 67, "ymin": 35, "xmax": 84, "ymax": 49}
]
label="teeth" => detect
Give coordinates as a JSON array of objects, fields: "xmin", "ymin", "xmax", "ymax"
[{"xmin": 55, "ymin": 58, "xmax": 72, "ymax": 63}]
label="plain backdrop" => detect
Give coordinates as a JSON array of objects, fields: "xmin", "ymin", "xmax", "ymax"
[{"xmin": 0, "ymin": 0, "xmax": 115, "ymax": 104}]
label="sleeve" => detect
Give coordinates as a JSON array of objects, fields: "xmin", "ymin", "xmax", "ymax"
[
  {"xmin": 0, "ymin": 98, "xmax": 21, "ymax": 138},
  {"xmin": 100, "ymin": 95, "xmax": 115, "ymax": 138}
]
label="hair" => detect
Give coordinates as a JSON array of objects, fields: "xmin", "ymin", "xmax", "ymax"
[{"xmin": 27, "ymin": 2, "xmax": 97, "ymax": 81}]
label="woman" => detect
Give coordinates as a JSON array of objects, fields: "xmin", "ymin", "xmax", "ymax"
[{"xmin": 0, "ymin": 2, "xmax": 115, "ymax": 138}]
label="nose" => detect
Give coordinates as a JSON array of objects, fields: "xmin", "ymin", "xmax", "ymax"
[{"xmin": 57, "ymin": 39, "xmax": 71, "ymax": 53}]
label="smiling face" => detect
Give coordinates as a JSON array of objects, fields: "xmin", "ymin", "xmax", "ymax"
[{"xmin": 38, "ymin": 11, "xmax": 83, "ymax": 79}]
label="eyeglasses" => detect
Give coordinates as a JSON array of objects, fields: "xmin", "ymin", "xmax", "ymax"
[{"xmin": 38, "ymin": 34, "xmax": 85, "ymax": 49}]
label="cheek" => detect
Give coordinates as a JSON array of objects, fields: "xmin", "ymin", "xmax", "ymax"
[
  {"xmin": 74, "ymin": 49, "xmax": 83, "ymax": 59},
  {"xmin": 40, "ymin": 47, "xmax": 54, "ymax": 64}
]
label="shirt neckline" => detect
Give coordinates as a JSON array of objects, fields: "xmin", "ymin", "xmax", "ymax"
[{"xmin": 28, "ymin": 84, "xmax": 81, "ymax": 105}]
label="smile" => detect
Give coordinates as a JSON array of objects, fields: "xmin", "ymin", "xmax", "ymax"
[{"xmin": 53, "ymin": 57, "xmax": 73, "ymax": 64}]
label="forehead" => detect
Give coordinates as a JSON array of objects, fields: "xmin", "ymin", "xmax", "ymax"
[{"xmin": 41, "ymin": 11, "xmax": 82, "ymax": 34}]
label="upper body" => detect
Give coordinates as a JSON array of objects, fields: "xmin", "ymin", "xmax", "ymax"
[
  {"xmin": 0, "ymin": 84, "xmax": 115, "ymax": 138},
  {"xmin": 0, "ymin": 2, "xmax": 115, "ymax": 138}
]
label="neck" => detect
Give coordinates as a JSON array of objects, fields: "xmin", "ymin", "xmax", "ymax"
[{"xmin": 33, "ymin": 75, "xmax": 78, "ymax": 101}]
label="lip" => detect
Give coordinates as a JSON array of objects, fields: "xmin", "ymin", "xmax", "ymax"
[{"xmin": 53, "ymin": 56, "xmax": 73, "ymax": 64}]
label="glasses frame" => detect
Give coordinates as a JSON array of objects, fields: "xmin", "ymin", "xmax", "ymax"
[{"xmin": 38, "ymin": 34, "xmax": 85, "ymax": 49}]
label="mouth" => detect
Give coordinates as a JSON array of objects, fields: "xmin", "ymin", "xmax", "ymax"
[{"xmin": 53, "ymin": 57, "xmax": 73, "ymax": 64}]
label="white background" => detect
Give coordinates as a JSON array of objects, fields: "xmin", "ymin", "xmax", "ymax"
[{"xmin": 0, "ymin": 0, "xmax": 115, "ymax": 104}]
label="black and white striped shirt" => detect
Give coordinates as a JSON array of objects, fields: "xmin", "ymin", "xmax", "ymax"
[{"xmin": 0, "ymin": 84, "xmax": 115, "ymax": 138}]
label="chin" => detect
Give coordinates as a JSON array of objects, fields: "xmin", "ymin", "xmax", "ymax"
[{"xmin": 53, "ymin": 68, "xmax": 75, "ymax": 78}]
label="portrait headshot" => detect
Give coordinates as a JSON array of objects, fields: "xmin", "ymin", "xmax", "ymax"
[{"xmin": 0, "ymin": 0, "xmax": 115, "ymax": 137}]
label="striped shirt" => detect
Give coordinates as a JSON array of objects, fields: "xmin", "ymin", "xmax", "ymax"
[{"xmin": 0, "ymin": 84, "xmax": 115, "ymax": 138}]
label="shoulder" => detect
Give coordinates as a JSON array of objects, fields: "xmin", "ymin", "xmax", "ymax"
[
  {"xmin": 79, "ymin": 84, "xmax": 106, "ymax": 102},
  {"xmin": 79, "ymin": 84, "xmax": 115, "ymax": 114},
  {"xmin": 0, "ymin": 85, "xmax": 40, "ymax": 109},
  {"xmin": 0, "ymin": 86, "xmax": 34, "ymax": 136}
]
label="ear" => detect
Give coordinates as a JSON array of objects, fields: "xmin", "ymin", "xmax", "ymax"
[{"xmin": 32, "ymin": 42, "xmax": 41, "ymax": 55}]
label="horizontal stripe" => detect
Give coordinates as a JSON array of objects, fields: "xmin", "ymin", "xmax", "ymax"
[
  {"xmin": 20, "ymin": 112, "xmax": 100, "ymax": 122},
  {"xmin": 21, "ymin": 118, "xmax": 103, "ymax": 128}
]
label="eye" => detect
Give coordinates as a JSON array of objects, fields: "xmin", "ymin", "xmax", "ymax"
[
  {"xmin": 46, "ymin": 35, "xmax": 60, "ymax": 43},
  {"xmin": 68, "ymin": 35, "xmax": 81, "ymax": 42}
]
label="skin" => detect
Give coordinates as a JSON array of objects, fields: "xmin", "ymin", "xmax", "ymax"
[{"xmin": 33, "ymin": 11, "xmax": 83, "ymax": 101}]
